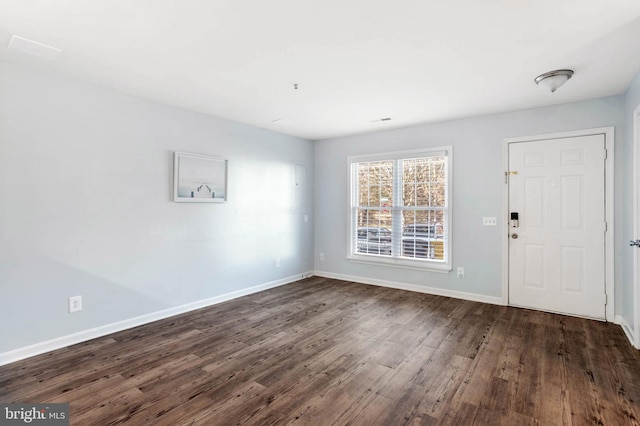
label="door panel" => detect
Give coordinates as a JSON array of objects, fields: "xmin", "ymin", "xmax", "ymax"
[{"xmin": 508, "ymin": 134, "xmax": 605, "ymax": 319}]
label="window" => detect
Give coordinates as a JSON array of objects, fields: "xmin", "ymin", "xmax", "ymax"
[{"xmin": 348, "ymin": 148, "xmax": 451, "ymax": 271}]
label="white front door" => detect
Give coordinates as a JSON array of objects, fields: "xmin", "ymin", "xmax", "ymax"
[{"xmin": 508, "ymin": 134, "xmax": 606, "ymax": 319}]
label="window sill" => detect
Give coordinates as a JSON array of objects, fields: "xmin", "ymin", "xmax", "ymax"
[{"xmin": 347, "ymin": 254, "xmax": 451, "ymax": 273}]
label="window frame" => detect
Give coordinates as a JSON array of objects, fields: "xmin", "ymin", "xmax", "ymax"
[{"xmin": 347, "ymin": 147, "xmax": 452, "ymax": 272}]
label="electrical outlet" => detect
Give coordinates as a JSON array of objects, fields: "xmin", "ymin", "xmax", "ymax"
[
  {"xmin": 69, "ymin": 295, "xmax": 82, "ymax": 313},
  {"xmin": 483, "ymin": 217, "xmax": 497, "ymax": 226},
  {"xmin": 275, "ymin": 258, "xmax": 280, "ymax": 268},
  {"xmin": 457, "ymin": 267, "xmax": 465, "ymax": 278},
  {"xmin": 319, "ymin": 252, "xmax": 324, "ymax": 261}
]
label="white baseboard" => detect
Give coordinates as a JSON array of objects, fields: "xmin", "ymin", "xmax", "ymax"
[
  {"xmin": 0, "ymin": 272, "xmax": 313, "ymax": 367},
  {"xmin": 314, "ymin": 270, "xmax": 504, "ymax": 306},
  {"xmin": 615, "ymin": 315, "xmax": 638, "ymax": 349}
]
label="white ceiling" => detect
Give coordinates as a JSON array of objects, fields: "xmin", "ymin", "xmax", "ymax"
[{"xmin": 1, "ymin": 1, "xmax": 640, "ymax": 140}]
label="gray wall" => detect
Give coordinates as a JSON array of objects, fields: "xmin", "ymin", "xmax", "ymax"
[
  {"xmin": 0, "ymin": 61, "xmax": 314, "ymax": 352},
  {"xmin": 314, "ymin": 97, "xmax": 626, "ymax": 307},
  {"xmin": 2, "ymin": 55, "xmax": 639, "ymax": 356},
  {"xmin": 622, "ymin": 70, "xmax": 640, "ymax": 333}
]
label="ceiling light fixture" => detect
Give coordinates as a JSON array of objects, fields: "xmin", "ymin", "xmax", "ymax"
[{"xmin": 534, "ymin": 69, "xmax": 574, "ymax": 93}]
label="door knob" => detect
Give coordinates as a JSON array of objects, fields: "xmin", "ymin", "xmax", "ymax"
[
  {"xmin": 631, "ymin": 240, "xmax": 640, "ymax": 247},
  {"xmin": 511, "ymin": 233, "xmax": 518, "ymax": 239}
]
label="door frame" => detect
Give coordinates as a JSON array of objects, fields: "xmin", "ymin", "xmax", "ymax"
[
  {"xmin": 633, "ymin": 105, "xmax": 640, "ymax": 347},
  {"xmin": 502, "ymin": 127, "xmax": 615, "ymax": 321}
]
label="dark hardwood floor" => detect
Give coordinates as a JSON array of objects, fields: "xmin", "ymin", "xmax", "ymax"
[{"xmin": 1, "ymin": 277, "xmax": 639, "ymax": 425}]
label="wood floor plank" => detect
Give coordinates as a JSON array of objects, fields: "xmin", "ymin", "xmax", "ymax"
[
  {"xmin": 1, "ymin": 277, "xmax": 639, "ymax": 425},
  {"xmin": 275, "ymin": 361, "xmax": 391, "ymax": 425},
  {"xmin": 447, "ymin": 307, "xmax": 506, "ymax": 412}
]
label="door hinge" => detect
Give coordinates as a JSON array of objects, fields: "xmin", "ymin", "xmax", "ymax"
[
  {"xmin": 604, "ymin": 293, "xmax": 608, "ymax": 305},
  {"xmin": 604, "ymin": 221, "xmax": 608, "ymax": 232},
  {"xmin": 604, "ymin": 149, "xmax": 608, "ymax": 160}
]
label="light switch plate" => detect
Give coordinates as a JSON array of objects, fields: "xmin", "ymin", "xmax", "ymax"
[{"xmin": 483, "ymin": 217, "xmax": 497, "ymax": 226}]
